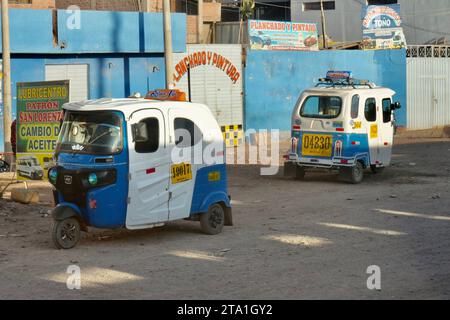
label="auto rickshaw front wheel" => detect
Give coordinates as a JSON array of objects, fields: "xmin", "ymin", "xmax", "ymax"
[
  {"xmin": 200, "ymin": 204, "xmax": 225, "ymax": 235},
  {"xmin": 52, "ymin": 217, "xmax": 81, "ymax": 250}
]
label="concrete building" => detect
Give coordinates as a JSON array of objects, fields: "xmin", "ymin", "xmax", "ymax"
[{"xmin": 291, "ymin": 0, "xmax": 450, "ymax": 45}]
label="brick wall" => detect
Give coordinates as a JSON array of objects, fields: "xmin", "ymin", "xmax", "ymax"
[
  {"xmin": 3, "ymin": 0, "xmax": 56, "ymax": 9},
  {"xmin": 55, "ymin": 0, "xmax": 177, "ymax": 12}
]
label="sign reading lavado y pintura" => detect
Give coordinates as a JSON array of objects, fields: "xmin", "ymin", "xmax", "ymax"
[
  {"xmin": 16, "ymin": 80, "xmax": 70, "ymax": 181},
  {"xmin": 173, "ymin": 51, "xmax": 241, "ymax": 84}
]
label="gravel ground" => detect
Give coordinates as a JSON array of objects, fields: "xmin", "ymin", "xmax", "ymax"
[{"xmin": 0, "ymin": 138, "xmax": 449, "ymax": 300}]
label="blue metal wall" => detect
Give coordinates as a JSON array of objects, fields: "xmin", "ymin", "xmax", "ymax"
[
  {"xmin": 9, "ymin": 54, "xmax": 166, "ymax": 119},
  {"xmin": 0, "ymin": 9, "xmax": 186, "ymax": 54},
  {"xmin": 244, "ymin": 49, "xmax": 407, "ymax": 130},
  {"xmin": 0, "ymin": 9, "xmax": 186, "ymax": 151}
]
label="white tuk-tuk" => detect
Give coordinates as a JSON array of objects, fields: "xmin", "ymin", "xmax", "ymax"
[
  {"xmin": 285, "ymin": 71, "xmax": 401, "ymax": 184},
  {"xmin": 49, "ymin": 95, "xmax": 233, "ymax": 249}
]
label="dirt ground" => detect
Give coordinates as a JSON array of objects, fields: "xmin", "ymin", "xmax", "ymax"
[{"xmin": 1, "ymin": 138, "xmax": 450, "ymax": 300}]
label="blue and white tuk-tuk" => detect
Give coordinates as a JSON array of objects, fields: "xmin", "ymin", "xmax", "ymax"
[
  {"xmin": 49, "ymin": 97, "xmax": 232, "ymax": 249},
  {"xmin": 285, "ymin": 71, "xmax": 401, "ymax": 184}
]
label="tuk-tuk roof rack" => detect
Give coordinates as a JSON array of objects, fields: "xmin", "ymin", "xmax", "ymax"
[{"xmin": 316, "ymin": 77, "xmax": 375, "ymax": 89}]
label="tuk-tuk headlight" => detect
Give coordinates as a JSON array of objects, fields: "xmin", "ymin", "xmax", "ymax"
[
  {"xmin": 49, "ymin": 168, "xmax": 58, "ymax": 184},
  {"xmin": 88, "ymin": 173, "xmax": 98, "ymax": 186}
]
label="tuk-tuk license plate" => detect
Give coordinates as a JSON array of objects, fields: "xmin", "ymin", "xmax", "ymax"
[
  {"xmin": 171, "ymin": 163, "xmax": 193, "ymax": 184},
  {"xmin": 302, "ymin": 134, "xmax": 333, "ymax": 157}
]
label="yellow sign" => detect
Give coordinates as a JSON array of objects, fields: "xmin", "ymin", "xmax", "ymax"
[
  {"xmin": 370, "ymin": 124, "xmax": 378, "ymax": 139},
  {"xmin": 302, "ymin": 134, "xmax": 333, "ymax": 157},
  {"xmin": 353, "ymin": 121, "xmax": 362, "ymax": 129},
  {"xmin": 208, "ymin": 171, "xmax": 221, "ymax": 182},
  {"xmin": 16, "ymin": 80, "xmax": 70, "ymax": 181},
  {"xmin": 171, "ymin": 163, "xmax": 193, "ymax": 184}
]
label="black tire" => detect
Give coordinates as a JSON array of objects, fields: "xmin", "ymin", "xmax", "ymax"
[
  {"xmin": 340, "ymin": 162, "xmax": 364, "ymax": 184},
  {"xmin": 200, "ymin": 204, "xmax": 225, "ymax": 235},
  {"xmin": 52, "ymin": 218, "xmax": 81, "ymax": 250},
  {"xmin": 295, "ymin": 166, "xmax": 306, "ymax": 180},
  {"xmin": 371, "ymin": 165, "xmax": 385, "ymax": 174}
]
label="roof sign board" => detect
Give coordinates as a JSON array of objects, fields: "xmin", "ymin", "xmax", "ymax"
[
  {"xmin": 362, "ymin": 4, "xmax": 402, "ymax": 30},
  {"xmin": 361, "ymin": 4, "xmax": 406, "ymax": 50}
]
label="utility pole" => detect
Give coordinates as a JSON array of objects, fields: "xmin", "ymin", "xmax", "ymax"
[
  {"xmin": 320, "ymin": 0, "xmax": 328, "ymax": 49},
  {"xmin": 198, "ymin": 0, "xmax": 203, "ymax": 44},
  {"xmin": 163, "ymin": 0, "xmax": 174, "ymax": 88},
  {"xmin": 2, "ymin": 0, "xmax": 12, "ymax": 164}
]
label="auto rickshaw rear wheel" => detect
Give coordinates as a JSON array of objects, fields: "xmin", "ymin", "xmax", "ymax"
[
  {"xmin": 340, "ymin": 162, "xmax": 364, "ymax": 184},
  {"xmin": 371, "ymin": 165, "xmax": 385, "ymax": 174},
  {"xmin": 295, "ymin": 166, "xmax": 306, "ymax": 180},
  {"xmin": 52, "ymin": 217, "xmax": 81, "ymax": 250},
  {"xmin": 200, "ymin": 203, "xmax": 225, "ymax": 235}
]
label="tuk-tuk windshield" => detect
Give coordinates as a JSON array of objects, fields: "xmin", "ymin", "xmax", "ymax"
[
  {"xmin": 300, "ymin": 96, "xmax": 342, "ymax": 119},
  {"xmin": 56, "ymin": 111, "xmax": 123, "ymax": 155}
]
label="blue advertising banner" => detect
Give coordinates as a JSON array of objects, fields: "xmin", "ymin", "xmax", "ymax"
[{"xmin": 248, "ymin": 20, "xmax": 319, "ymax": 51}]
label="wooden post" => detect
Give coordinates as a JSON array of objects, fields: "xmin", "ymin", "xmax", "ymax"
[
  {"xmin": 320, "ymin": 0, "xmax": 328, "ymax": 49},
  {"xmin": 2, "ymin": 0, "xmax": 13, "ymax": 167},
  {"xmin": 163, "ymin": 0, "xmax": 174, "ymax": 88}
]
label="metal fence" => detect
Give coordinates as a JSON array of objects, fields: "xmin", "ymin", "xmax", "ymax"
[
  {"xmin": 407, "ymin": 45, "xmax": 450, "ymax": 58},
  {"xmin": 407, "ymin": 46, "xmax": 450, "ymax": 130}
]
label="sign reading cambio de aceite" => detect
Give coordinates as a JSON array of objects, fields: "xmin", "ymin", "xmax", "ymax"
[
  {"xmin": 248, "ymin": 19, "xmax": 319, "ymax": 51},
  {"xmin": 16, "ymin": 80, "xmax": 70, "ymax": 181}
]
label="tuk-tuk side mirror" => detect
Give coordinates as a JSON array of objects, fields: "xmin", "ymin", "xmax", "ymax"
[
  {"xmin": 391, "ymin": 102, "xmax": 401, "ymax": 110},
  {"xmin": 131, "ymin": 122, "xmax": 149, "ymax": 143}
]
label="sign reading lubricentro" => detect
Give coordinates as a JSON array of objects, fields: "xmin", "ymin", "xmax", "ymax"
[{"xmin": 16, "ymin": 80, "xmax": 70, "ymax": 181}]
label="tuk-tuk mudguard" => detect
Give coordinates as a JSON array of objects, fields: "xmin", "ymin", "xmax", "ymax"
[
  {"xmin": 52, "ymin": 203, "xmax": 90, "ymax": 232},
  {"xmin": 52, "ymin": 203, "xmax": 82, "ymax": 221},
  {"xmin": 198, "ymin": 191, "xmax": 232, "ymax": 212}
]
